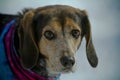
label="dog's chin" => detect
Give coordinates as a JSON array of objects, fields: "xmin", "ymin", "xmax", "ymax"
[
  {"xmin": 48, "ymin": 71, "xmax": 61, "ymax": 77},
  {"xmin": 48, "ymin": 67, "xmax": 74, "ymax": 77},
  {"xmin": 62, "ymin": 68, "xmax": 74, "ymax": 73}
]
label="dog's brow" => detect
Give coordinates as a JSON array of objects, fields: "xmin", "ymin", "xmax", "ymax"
[{"xmin": 67, "ymin": 13, "xmax": 77, "ymax": 21}]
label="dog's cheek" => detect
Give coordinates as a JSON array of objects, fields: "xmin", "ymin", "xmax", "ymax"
[
  {"xmin": 69, "ymin": 36, "xmax": 81, "ymax": 52},
  {"xmin": 67, "ymin": 37, "xmax": 81, "ymax": 54},
  {"xmin": 47, "ymin": 52, "xmax": 63, "ymax": 73},
  {"xmin": 75, "ymin": 37, "xmax": 82, "ymax": 50},
  {"xmin": 39, "ymin": 38, "xmax": 50, "ymax": 58},
  {"xmin": 46, "ymin": 56, "xmax": 61, "ymax": 72},
  {"xmin": 38, "ymin": 38, "xmax": 60, "ymax": 70},
  {"xmin": 46, "ymin": 47, "xmax": 62, "ymax": 72}
]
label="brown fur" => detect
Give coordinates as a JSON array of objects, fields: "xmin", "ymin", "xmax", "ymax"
[{"xmin": 17, "ymin": 5, "xmax": 98, "ymax": 77}]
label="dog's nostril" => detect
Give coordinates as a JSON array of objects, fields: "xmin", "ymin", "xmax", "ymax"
[{"xmin": 60, "ymin": 56, "xmax": 75, "ymax": 67}]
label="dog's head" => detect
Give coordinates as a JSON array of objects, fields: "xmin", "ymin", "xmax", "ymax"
[{"xmin": 18, "ymin": 5, "xmax": 98, "ymax": 77}]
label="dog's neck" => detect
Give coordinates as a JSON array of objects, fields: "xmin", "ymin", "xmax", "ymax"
[
  {"xmin": 31, "ymin": 54, "xmax": 48, "ymax": 77},
  {"xmin": 31, "ymin": 59, "xmax": 61, "ymax": 79}
]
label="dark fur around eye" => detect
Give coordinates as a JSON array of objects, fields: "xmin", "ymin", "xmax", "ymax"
[
  {"xmin": 71, "ymin": 29, "xmax": 80, "ymax": 39},
  {"xmin": 44, "ymin": 30, "xmax": 56, "ymax": 40}
]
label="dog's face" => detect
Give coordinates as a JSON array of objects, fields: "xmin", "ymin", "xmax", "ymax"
[
  {"xmin": 39, "ymin": 17, "xmax": 81, "ymax": 75},
  {"xmin": 18, "ymin": 5, "xmax": 98, "ymax": 77}
]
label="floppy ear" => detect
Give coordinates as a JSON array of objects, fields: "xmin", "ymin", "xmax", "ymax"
[
  {"xmin": 19, "ymin": 10, "xmax": 39, "ymax": 69},
  {"xmin": 80, "ymin": 11, "xmax": 98, "ymax": 67}
]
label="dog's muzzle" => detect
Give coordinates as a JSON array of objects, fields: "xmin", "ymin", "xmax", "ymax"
[{"xmin": 60, "ymin": 56, "xmax": 75, "ymax": 68}]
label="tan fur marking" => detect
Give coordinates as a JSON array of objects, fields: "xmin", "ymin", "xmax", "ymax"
[
  {"xmin": 18, "ymin": 5, "xmax": 98, "ymax": 77},
  {"xmin": 64, "ymin": 17, "xmax": 81, "ymax": 51},
  {"xmin": 38, "ymin": 17, "xmax": 81, "ymax": 75}
]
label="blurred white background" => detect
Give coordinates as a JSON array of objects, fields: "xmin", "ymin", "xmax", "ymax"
[{"xmin": 0, "ymin": 0, "xmax": 120, "ymax": 80}]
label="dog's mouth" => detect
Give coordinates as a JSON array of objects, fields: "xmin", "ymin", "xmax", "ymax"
[
  {"xmin": 62, "ymin": 67, "xmax": 74, "ymax": 73},
  {"xmin": 40, "ymin": 55, "xmax": 75, "ymax": 77},
  {"xmin": 48, "ymin": 67, "xmax": 74, "ymax": 77}
]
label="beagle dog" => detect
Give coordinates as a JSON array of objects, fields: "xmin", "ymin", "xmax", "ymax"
[{"xmin": 0, "ymin": 5, "xmax": 98, "ymax": 80}]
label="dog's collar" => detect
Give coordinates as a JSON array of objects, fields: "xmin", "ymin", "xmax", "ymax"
[{"xmin": 1, "ymin": 19, "xmax": 60, "ymax": 80}]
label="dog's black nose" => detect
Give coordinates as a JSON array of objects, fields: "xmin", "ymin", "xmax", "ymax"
[{"xmin": 60, "ymin": 56, "xmax": 75, "ymax": 68}]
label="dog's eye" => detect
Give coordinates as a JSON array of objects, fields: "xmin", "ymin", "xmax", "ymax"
[
  {"xmin": 44, "ymin": 30, "xmax": 55, "ymax": 40},
  {"xmin": 71, "ymin": 29, "xmax": 80, "ymax": 39}
]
